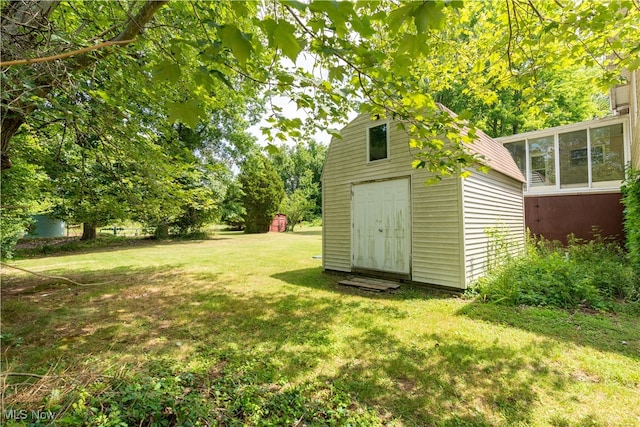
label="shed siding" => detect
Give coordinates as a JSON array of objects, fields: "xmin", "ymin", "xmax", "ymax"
[
  {"xmin": 462, "ymin": 170, "xmax": 525, "ymax": 284},
  {"xmin": 322, "ymin": 115, "xmax": 464, "ymax": 288},
  {"xmin": 411, "ymin": 174, "xmax": 463, "ymax": 288},
  {"xmin": 322, "ymin": 181, "xmax": 351, "ymax": 271}
]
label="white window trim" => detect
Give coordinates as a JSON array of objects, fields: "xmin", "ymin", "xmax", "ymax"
[{"xmin": 366, "ymin": 119, "xmax": 390, "ymax": 163}]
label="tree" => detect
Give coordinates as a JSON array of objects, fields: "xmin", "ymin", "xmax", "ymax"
[
  {"xmin": 2, "ymin": 1, "xmax": 638, "ymax": 181},
  {"xmin": 1, "ymin": 0, "xmax": 168, "ymax": 169},
  {"xmin": 269, "ymin": 141, "xmax": 326, "ymax": 218},
  {"xmin": 220, "ymin": 178, "xmax": 246, "ymax": 231},
  {"xmin": 239, "ymin": 154, "xmax": 285, "ymax": 234},
  {"xmin": 280, "ymin": 188, "xmax": 315, "ymax": 232},
  {"xmin": 0, "ymin": 130, "xmax": 50, "ymax": 258},
  {"xmin": 2, "ymin": 7, "xmax": 262, "ymax": 242},
  {"xmin": 48, "ymin": 131, "xmax": 130, "ymax": 241},
  {"xmin": 435, "ymin": 67, "xmax": 610, "ymax": 138}
]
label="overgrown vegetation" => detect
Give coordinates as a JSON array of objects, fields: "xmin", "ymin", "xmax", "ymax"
[
  {"xmin": 15, "ymin": 352, "xmax": 379, "ymax": 427},
  {"xmin": 472, "ymin": 233, "xmax": 639, "ymax": 312},
  {"xmin": 622, "ymin": 166, "xmax": 640, "ymax": 274}
]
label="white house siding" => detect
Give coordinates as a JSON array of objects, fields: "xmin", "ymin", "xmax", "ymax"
[
  {"xmin": 462, "ymin": 169, "xmax": 525, "ymax": 284},
  {"xmin": 322, "ymin": 114, "xmax": 464, "ymax": 288}
]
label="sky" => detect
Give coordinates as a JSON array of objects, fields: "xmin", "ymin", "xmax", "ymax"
[{"xmin": 247, "ymin": 53, "xmax": 358, "ymax": 147}]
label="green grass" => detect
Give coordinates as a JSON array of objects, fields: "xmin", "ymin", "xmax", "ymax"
[{"xmin": 1, "ymin": 228, "xmax": 639, "ymax": 426}]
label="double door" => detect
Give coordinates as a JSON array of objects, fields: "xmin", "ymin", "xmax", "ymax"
[{"xmin": 352, "ymin": 178, "xmax": 410, "ymax": 274}]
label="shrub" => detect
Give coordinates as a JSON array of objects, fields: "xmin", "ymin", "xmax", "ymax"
[
  {"xmin": 472, "ymin": 234, "xmax": 639, "ymax": 311},
  {"xmin": 622, "ymin": 166, "xmax": 640, "ymax": 274},
  {"xmin": 0, "ymin": 212, "xmax": 31, "ymax": 260}
]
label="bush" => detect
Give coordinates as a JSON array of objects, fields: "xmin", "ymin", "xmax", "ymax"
[
  {"xmin": 622, "ymin": 166, "xmax": 640, "ymax": 274},
  {"xmin": 472, "ymin": 234, "xmax": 639, "ymax": 311},
  {"xmin": 0, "ymin": 211, "xmax": 31, "ymax": 260}
]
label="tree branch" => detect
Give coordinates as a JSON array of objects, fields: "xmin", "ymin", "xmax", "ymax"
[
  {"xmin": 0, "ymin": 39, "xmax": 135, "ymax": 67},
  {"xmin": 1, "ymin": 262, "xmax": 114, "ymax": 286}
]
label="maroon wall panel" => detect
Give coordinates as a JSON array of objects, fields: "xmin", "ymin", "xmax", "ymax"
[{"xmin": 525, "ymin": 193, "xmax": 624, "ymax": 243}]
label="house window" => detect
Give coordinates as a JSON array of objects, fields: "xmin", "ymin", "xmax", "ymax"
[
  {"xmin": 500, "ymin": 119, "xmax": 627, "ymax": 193},
  {"xmin": 528, "ymin": 136, "xmax": 555, "ymax": 188},
  {"xmin": 590, "ymin": 123, "xmax": 624, "ymax": 184},
  {"xmin": 591, "ymin": 145, "xmax": 605, "ymax": 165},
  {"xmin": 560, "ymin": 129, "xmax": 588, "ymax": 188},
  {"xmin": 368, "ymin": 123, "xmax": 388, "ymax": 161}
]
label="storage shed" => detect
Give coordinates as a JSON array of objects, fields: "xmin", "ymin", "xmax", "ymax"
[
  {"xmin": 269, "ymin": 213, "xmax": 288, "ymax": 232},
  {"xmin": 27, "ymin": 214, "xmax": 66, "ymax": 238},
  {"xmin": 321, "ymin": 107, "xmax": 526, "ymax": 290}
]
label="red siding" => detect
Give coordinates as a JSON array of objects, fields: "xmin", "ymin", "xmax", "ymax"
[
  {"xmin": 269, "ymin": 214, "xmax": 288, "ymax": 232},
  {"xmin": 525, "ymin": 193, "xmax": 624, "ymax": 243}
]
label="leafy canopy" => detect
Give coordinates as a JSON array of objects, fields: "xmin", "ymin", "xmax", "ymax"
[{"xmin": 1, "ymin": 0, "xmax": 638, "ymax": 181}]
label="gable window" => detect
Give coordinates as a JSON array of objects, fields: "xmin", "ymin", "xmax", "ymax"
[{"xmin": 368, "ymin": 123, "xmax": 388, "ymax": 161}]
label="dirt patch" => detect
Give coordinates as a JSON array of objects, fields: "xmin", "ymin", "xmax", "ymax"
[{"xmin": 14, "ymin": 237, "xmax": 80, "ymax": 250}]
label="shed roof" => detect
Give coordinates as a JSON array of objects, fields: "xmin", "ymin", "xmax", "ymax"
[{"xmin": 436, "ymin": 105, "xmax": 525, "ymax": 183}]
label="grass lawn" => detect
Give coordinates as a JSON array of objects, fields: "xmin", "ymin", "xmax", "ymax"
[{"xmin": 1, "ymin": 227, "xmax": 639, "ymax": 426}]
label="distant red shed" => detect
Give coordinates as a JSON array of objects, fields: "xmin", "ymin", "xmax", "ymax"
[{"xmin": 269, "ymin": 213, "xmax": 288, "ymax": 232}]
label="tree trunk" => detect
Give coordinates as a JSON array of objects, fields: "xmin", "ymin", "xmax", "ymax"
[
  {"xmin": 155, "ymin": 224, "xmax": 170, "ymax": 240},
  {"xmin": 0, "ymin": 114, "xmax": 25, "ymax": 170},
  {"xmin": 81, "ymin": 223, "xmax": 97, "ymax": 240}
]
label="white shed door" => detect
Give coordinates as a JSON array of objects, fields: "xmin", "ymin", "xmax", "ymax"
[{"xmin": 352, "ymin": 178, "xmax": 410, "ymax": 274}]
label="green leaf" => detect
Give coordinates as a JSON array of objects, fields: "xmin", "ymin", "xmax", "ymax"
[
  {"xmin": 310, "ymin": 0, "xmax": 348, "ymax": 37},
  {"xmin": 259, "ymin": 18, "xmax": 278, "ymax": 46},
  {"xmin": 210, "ymin": 70, "xmax": 233, "ymax": 89},
  {"xmin": 152, "ymin": 60, "xmax": 181, "ymax": 83},
  {"xmin": 168, "ymin": 100, "xmax": 206, "ymax": 128},
  {"xmin": 219, "ymin": 24, "xmax": 253, "ymax": 66},
  {"xmin": 388, "ymin": 4, "xmax": 414, "ymax": 33},
  {"xmin": 277, "ymin": 73, "xmax": 295, "ymax": 86},
  {"xmin": 282, "ymin": 0, "xmax": 308, "ymax": 11},
  {"xmin": 265, "ymin": 143, "xmax": 280, "ymax": 155},
  {"xmin": 328, "ymin": 66, "xmax": 346, "ymax": 81},
  {"xmin": 412, "ymin": 159, "xmax": 426, "ymax": 169},
  {"xmin": 274, "ymin": 21, "xmax": 302, "ymax": 62},
  {"xmin": 413, "ymin": 2, "xmax": 446, "ymax": 32},
  {"xmin": 230, "ymin": 1, "xmax": 249, "ymax": 16}
]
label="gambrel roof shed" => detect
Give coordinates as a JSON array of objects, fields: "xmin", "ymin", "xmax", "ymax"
[{"xmin": 321, "ymin": 106, "xmax": 525, "ymax": 290}]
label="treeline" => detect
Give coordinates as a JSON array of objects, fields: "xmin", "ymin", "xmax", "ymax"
[{"xmin": 221, "ymin": 141, "xmax": 326, "ymax": 233}]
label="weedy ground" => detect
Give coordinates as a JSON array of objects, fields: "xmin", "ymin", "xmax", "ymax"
[{"xmin": 1, "ymin": 228, "xmax": 639, "ymax": 426}]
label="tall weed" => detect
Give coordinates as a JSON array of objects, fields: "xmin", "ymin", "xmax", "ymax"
[
  {"xmin": 622, "ymin": 166, "xmax": 640, "ymax": 273},
  {"xmin": 472, "ymin": 233, "xmax": 639, "ymax": 312}
]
